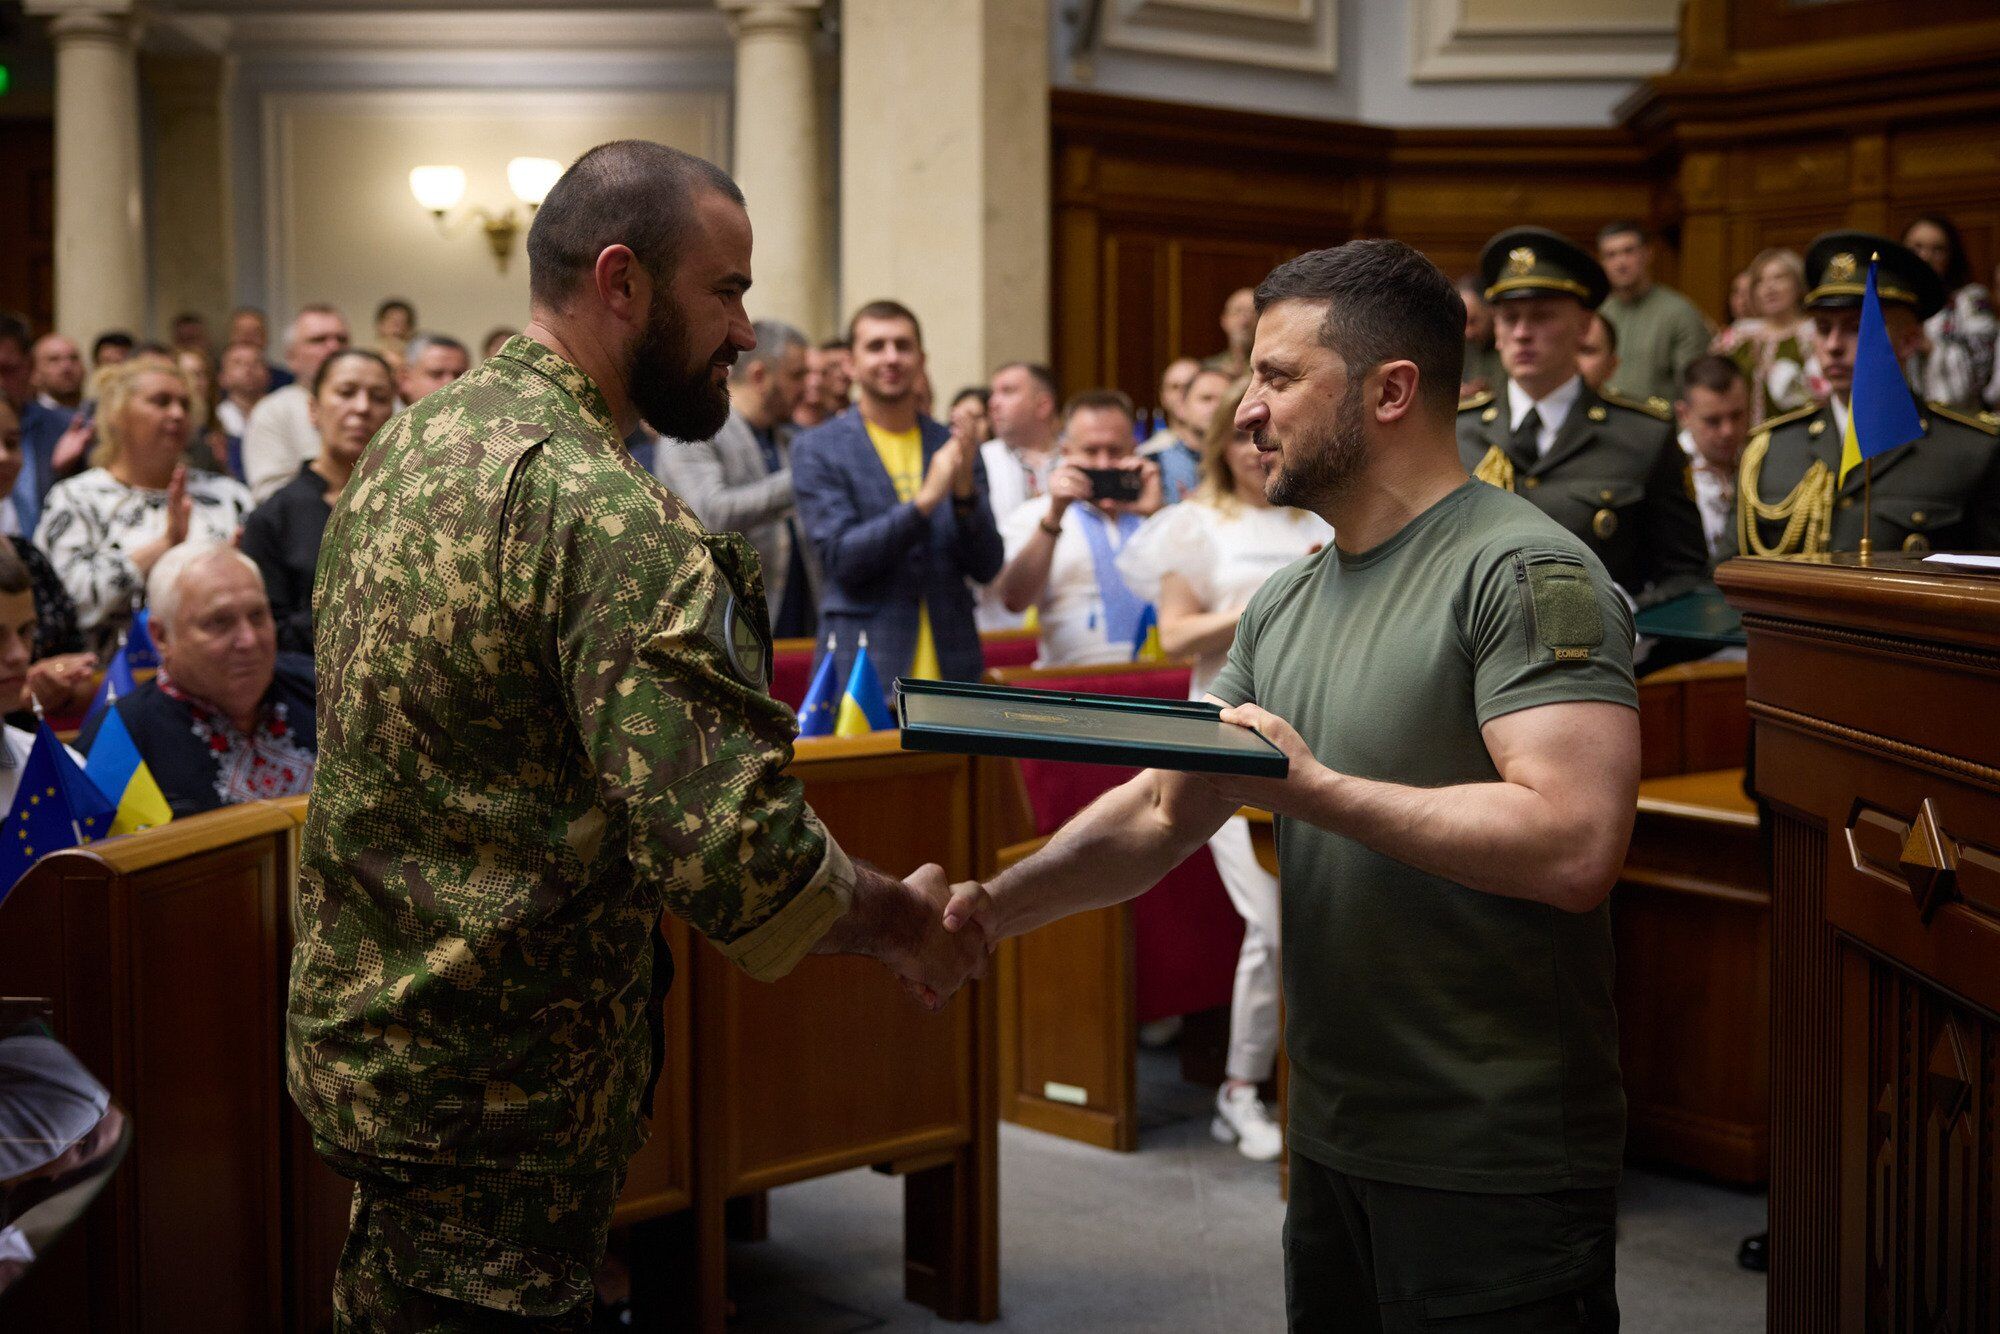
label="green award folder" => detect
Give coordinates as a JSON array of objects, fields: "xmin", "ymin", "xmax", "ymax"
[
  {"xmin": 895, "ymin": 678, "xmax": 1288, "ymax": 777},
  {"xmin": 1633, "ymin": 585, "xmax": 1745, "ymax": 647}
]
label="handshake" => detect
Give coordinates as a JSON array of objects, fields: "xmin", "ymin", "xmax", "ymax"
[{"xmin": 854, "ymin": 864, "xmax": 1002, "ymax": 1012}]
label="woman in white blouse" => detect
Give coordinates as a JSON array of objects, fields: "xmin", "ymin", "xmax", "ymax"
[
  {"xmin": 36, "ymin": 356, "xmax": 253, "ymax": 652},
  {"xmin": 1118, "ymin": 380, "xmax": 1331, "ymax": 1163}
]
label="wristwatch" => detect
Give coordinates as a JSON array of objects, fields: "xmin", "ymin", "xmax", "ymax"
[{"xmin": 1038, "ymin": 514, "xmax": 1063, "ymax": 538}]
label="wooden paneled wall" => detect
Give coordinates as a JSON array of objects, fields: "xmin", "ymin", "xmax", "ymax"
[
  {"xmin": 1056, "ymin": 7, "xmax": 2000, "ymax": 408},
  {"xmin": 0, "ymin": 119, "xmax": 55, "ymax": 330}
]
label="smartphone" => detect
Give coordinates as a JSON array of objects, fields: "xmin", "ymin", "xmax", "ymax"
[
  {"xmin": 72, "ymin": 399, "xmax": 97, "ymax": 430},
  {"xmin": 1082, "ymin": 467, "xmax": 1143, "ymax": 504}
]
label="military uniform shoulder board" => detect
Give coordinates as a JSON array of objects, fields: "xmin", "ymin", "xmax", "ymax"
[
  {"xmin": 1458, "ymin": 389, "xmax": 1494, "ymax": 413},
  {"xmin": 1601, "ymin": 391, "xmax": 1672, "ymax": 422},
  {"xmin": 1748, "ymin": 400, "xmax": 1822, "ymax": 436},
  {"xmin": 1928, "ymin": 401, "xmax": 2000, "ymax": 437}
]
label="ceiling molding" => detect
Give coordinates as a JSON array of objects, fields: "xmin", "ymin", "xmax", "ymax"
[
  {"xmin": 149, "ymin": 7, "xmax": 730, "ymax": 56},
  {"xmin": 1411, "ymin": 0, "xmax": 1677, "ymax": 83},
  {"xmin": 1099, "ymin": 0, "xmax": 1336, "ymax": 76}
]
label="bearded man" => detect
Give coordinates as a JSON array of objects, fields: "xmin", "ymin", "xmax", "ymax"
[
  {"xmin": 946, "ymin": 240, "xmax": 1640, "ymax": 1332},
  {"xmin": 290, "ymin": 140, "xmax": 987, "ymax": 1330}
]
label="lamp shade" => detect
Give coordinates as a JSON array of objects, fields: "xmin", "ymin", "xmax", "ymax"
[
  {"xmin": 507, "ymin": 156, "xmax": 564, "ymax": 206},
  {"xmin": 408, "ymin": 165, "xmax": 467, "ymax": 213}
]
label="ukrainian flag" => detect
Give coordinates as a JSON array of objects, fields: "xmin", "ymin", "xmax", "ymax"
[
  {"xmin": 797, "ymin": 634, "xmax": 840, "ymax": 738},
  {"xmin": 834, "ymin": 634, "xmax": 894, "ymax": 737},
  {"xmin": 1131, "ymin": 604, "xmax": 1165, "ymax": 662},
  {"xmin": 84, "ymin": 706, "xmax": 173, "ymax": 835},
  {"xmin": 79, "ymin": 644, "xmax": 138, "ymax": 735},
  {"xmin": 1838, "ymin": 254, "xmax": 1927, "ymax": 487}
]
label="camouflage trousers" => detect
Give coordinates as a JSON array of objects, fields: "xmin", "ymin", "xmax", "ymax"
[{"xmin": 325, "ymin": 1151, "xmax": 624, "ymax": 1333}]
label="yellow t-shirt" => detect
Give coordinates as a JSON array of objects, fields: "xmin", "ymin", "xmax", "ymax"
[{"xmin": 864, "ymin": 419, "xmax": 942, "ymax": 680}]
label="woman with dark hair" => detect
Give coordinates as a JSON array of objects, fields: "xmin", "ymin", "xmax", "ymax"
[
  {"xmin": 239, "ymin": 348, "xmax": 396, "ymax": 653},
  {"xmin": 1903, "ymin": 213, "xmax": 1994, "ymax": 411}
]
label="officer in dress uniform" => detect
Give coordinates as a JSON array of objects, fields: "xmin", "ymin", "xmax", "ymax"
[
  {"xmin": 1457, "ymin": 227, "xmax": 1709, "ymax": 610},
  {"xmin": 1731, "ymin": 230, "xmax": 2000, "ymax": 558}
]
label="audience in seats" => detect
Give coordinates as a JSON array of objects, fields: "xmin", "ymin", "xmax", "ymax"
[
  {"xmin": 36, "ymin": 357, "xmax": 252, "ymax": 652},
  {"xmin": 794, "ymin": 337, "xmax": 853, "ymax": 430},
  {"xmin": 793, "ymin": 301, "xmax": 1002, "ymax": 695},
  {"xmin": 227, "ymin": 307, "xmax": 292, "ymax": 390},
  {"xmin": 1676, "ymin": 355, "xmax": 1752, "ymax": 564},
  {"xmin": 16, "ymin": 333, "xmax": 87, "ymax": 534},
  {"xmin": 215, "ymin": 340, "xmax": 272, "ymax": 468},
  {"xmin": 0, "ymin": 396, "xmax": 89, "ymax": 718},
  {"xmin": 1596, "ymin": 220, "xmax": 1715, "ymax": 404},
  {"xmin": 1203, "ymin": 286, "xmax": 1256, "ymax": 379},
  {"xmin": 1118, "ymin": 378, "xmax": 1330, "ymax": 1161},
  {"xmin": 175, "ymin": 346, "xmax": 232, "ymax": 476},
  {"xmin": 373, "ymin": 298, "xmax": 416, "ymax": 362},
  {"xmin": 1578, "ymin": 313, "xmax": 1620, "ymax": 394},
  {"xmin": 396, "ymin": 333, "xmax": 471, "ymax": 406},
  {"xmin": 1139, "ymin": 355, "xmax": 1199, "ymax": 455},
  {"xmin": 1714, "ymin": 247, "xmax": 1814, "ymax": 421},
  {"xmin": 79, "ymin": 542, "xmax": 315, "ymax": 817},
  {"xmin": 994, "ymin": 389, "xmax": 1164, "ymax": 667},
  {"xmin": 243, "ymin": 304, "xmax": 352, "ymax": 502},
  {"xmin": 1902, "ymin": 214, "xmax": 1996, "ymax": 411},
  {"xmin": 1167, "ymin": 367, "xmax": 1235, "ymax": 504},
  {"xmin": 0, "ymin": 542, "xmax": 87, "ymax": 806},
  {"xmin": 1458, "ymin": 275, "xmax": 1504, "ymax": 401},
  {"xmin": 658, "ymin": 318, "xmax": 821, "ymax": 640},
  {"xmin": 947, "ymin": 386, "xmax": 991, "ymax": 453},
  {"xmin": 241, "ymin": 350, "xmax": 396, "ymax": 654},
  {"xmin": 91, "ymin": 331, "xmax": 135, "ymax": 369}
]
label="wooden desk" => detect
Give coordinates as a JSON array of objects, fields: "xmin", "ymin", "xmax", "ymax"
[{"xmin": 1720, "ymin": 553, "xmax": 2000, "ymax": 1328}]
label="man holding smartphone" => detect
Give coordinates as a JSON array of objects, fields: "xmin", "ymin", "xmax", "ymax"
[{"xmin": 994, "ymin": 388, "xmax": 1164, "ymax": 665}]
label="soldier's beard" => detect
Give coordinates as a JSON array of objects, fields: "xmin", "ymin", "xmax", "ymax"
[
  {"xmin": 1265, "ymin": 379, "xmax": 1368, "ymax": 512},
  {"xmin": 628, "ymin": 290, "xmax": 733, "ymax": 442}
]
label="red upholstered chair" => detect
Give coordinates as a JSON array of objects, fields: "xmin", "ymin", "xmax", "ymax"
[
  {"xmin": 983, "ymin": 659, "xmax": 1245, "ymax": 1149},
  {"xmin": 978, "ymin": 628, "xmax": 1041, "ymax": 673},
  {"xmin": 769, "ymin": 637, "xmax": 819, "ymax": 711}
]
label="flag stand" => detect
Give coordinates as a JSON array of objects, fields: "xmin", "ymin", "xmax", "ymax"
[{"xmin": 1859, "ymin": 459, "xmax": 1873, "ymax": 563}]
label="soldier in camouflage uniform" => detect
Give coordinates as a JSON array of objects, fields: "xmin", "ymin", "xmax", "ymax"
[
  {"xmin": 1731, "ymin": 231, "xmax": 2000, "ymax": 558},
  {"xmin": 1457, "ymin": 227, "xmax": 1709, "ymax": 611},
  {"xmin": 286, "ymin": 141, "xmax": 986, "ymax": 1331}
]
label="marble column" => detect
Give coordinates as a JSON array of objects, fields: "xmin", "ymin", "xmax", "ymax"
[
  {"xmin": 838, "ymin": 0, "xmax": 1050, "ymax": 401},
  {"xmin": 720, "ymin": 0, "xmax": 832, "ymax": 339},
  {"xmin": 27, "ymin": 0, "xmax": 148, "ymax": 339}
]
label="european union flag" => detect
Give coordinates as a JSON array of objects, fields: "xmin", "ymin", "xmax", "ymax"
[
  {"xmin": 0, "ymin": 726, "xmax": 114, "ymax": 904},
  {"xmin": 124, "ymin": 608, "xmax": 159, "ymax": 671},
  {"xmin": 797, "ymin": 634, "xmax": 840, "ymax": 738},
  {"xmin": 1838, "ymin": 254, "xmax": 1927, "ymax": 488},
  {"xmin": 834, "ymin": 635, "xmax": 894, "ymax": 736},
  {"xmin": 79, "ymin": 644, "xmax": 139, "ymax": 736}
]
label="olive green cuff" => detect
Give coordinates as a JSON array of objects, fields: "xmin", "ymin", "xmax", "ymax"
[{"xmin": 716, "ymin": 829, "xmax": 855, "ymax": 983}]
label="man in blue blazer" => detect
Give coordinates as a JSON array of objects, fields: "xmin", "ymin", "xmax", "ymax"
[{"xmin": 792, "ymin": 300, "xmax": 1003, "ymax": 701}]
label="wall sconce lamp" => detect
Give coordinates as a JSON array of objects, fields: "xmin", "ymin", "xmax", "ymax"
[{"xmin": 409, "ymin": 157, "xmax": 564, "ymax": 272}]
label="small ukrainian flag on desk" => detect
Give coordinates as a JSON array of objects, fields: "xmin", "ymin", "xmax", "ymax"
[
  {"xmin": 85, "ymin": 701, "xmax": 173, "ymax": 836},
  {"xmin": 1837, "ymin": 252, "xmax": 1926, "ymax": 489},
  {"xmin": 834, "ymin": 634, "xmax": 894, "ymax": 737}
]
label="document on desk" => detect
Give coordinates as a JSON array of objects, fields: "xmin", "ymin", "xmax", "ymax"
[{"xmin": 1922, "ymin": 553, "xmax": 2000, "ymax": 571}]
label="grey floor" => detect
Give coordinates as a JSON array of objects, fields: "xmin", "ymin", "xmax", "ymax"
[{"xmin": 728, "ymin": 1050, "xmax": 1768, "ymax": 1332}]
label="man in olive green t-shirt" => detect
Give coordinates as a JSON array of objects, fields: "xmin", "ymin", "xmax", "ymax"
[
  {"xmin": 1596, "ymin": 220, "xmax": 1714, "ymax": 404},
  {"xmin": 947, "ymin": 240, "xmax": 1641, "ymax": 1332}
]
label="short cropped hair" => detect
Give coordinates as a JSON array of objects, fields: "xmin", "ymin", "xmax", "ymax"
[
  {"xmin": 1597, "ymin": 220, "xmax": 1648, "ymax": 246},
  {"xmin": 1679, "ymin": 354, "xmax": 1746, "ymax": 400},
  {"xmin": 1254, "ymin": 240, "xmax": 1465, "ymax": 418},
  {"xmin": 1062, "ymin": 387, "xmax": 1137, "ymax": 428},
  {"xmin": 732, "ymin": 319, "xmax": 808, "ymax": 383},
  {"xmin": 994, "ymin": 362, "xmax": 1058, "ymax": 400},
  {"xmin": 92, "ymin": 331, "xmax": 136, "ymax": 361},
  {"xmin": 375, "ymin": 298, "xmax": 415, "ymax": 324},
  {"xmin": 846, "ymin": 300, "xmax": 923, "ymax": 348},
  {"xmin": 818, "ymin": 338, "xmax": 850, "ymax": 353},
  {"xmin": 147, "ymin": 542, "xmax": 265, "ymax": 634},
  {"xmin": 527, "ymin": 140, "xmax": 745, "ymax": 313}
]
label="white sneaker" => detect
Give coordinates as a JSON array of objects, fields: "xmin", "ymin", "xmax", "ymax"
[{"xmin": 1211, "ymin": 1083, "xmax": 1283, "ymax": 1162}]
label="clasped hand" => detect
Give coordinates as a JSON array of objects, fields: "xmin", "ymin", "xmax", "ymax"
[{"xmin": 890, "ymin": 863, "xmax": 991, "ymax": 1011}]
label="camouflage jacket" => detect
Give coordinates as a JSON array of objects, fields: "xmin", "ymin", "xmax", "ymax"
[{"xmin": 286, "ymin": 335, "xmax": 853, "ymax": 1174}]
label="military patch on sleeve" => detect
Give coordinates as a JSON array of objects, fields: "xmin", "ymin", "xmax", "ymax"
[
  {"xmin": 1525, "ymin": 556, "xmax": 1605, "ymax": 662},
  {"xmin": 720, "ymin": 595, "xmax": 771, "ymax": 692}
]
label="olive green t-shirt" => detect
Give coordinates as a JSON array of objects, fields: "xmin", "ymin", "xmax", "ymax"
[{"xmin": 1208, "ymin": 479, "xmax": 1636, "ymax": 1193}]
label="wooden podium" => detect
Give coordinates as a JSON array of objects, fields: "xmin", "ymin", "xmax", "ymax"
[{"xmin": 1718, "ymin": 554, "xmax": 2000, "ymax": 1328}]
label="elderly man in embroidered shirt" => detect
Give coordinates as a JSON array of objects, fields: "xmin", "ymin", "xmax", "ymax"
[{"xmin": 78, "ymin": 541, "xmax": 314, "ymax": 816}]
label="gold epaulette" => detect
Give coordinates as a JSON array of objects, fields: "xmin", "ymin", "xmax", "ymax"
[
  {"xmin": 1458, "ymin": 389, "xmax": 1494, "ymax": 413},
  {"xmin": 1748, "ymin": 400, "xmax": 1822, "ymax": 437},
  {"xmin": 1929, "ymin": 401, "xmax": 2000, "ymax": 437},
  {"xmin": 1601, "ymin": 391, "xmax": 1671, "ymax": 422}
]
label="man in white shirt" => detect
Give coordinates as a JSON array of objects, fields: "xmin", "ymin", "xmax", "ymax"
[
  {"xmin": 1675, "ymin": 355, "xmax": 1751, "ymax": 562},
  {"xmin": 242, "ymin": 304, "xmax": 350, "ymax": 502},
  {"xmin": 994, "ymin": 389, "xmax": 1163, "ymax": 665},
  {"xmin": 975, "ymin": 362, "xmax": 1061, "ymax": 631}
]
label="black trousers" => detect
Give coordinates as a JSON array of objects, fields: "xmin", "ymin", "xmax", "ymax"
[{"xmin": 1284, "ymin": 1152, "xmax": 1620, "ymax": 1333}]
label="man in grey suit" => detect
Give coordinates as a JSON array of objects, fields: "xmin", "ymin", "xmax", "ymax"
[{"xmin": 658, "ymin": 318, "xmax": 820, "ymax": 639}]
